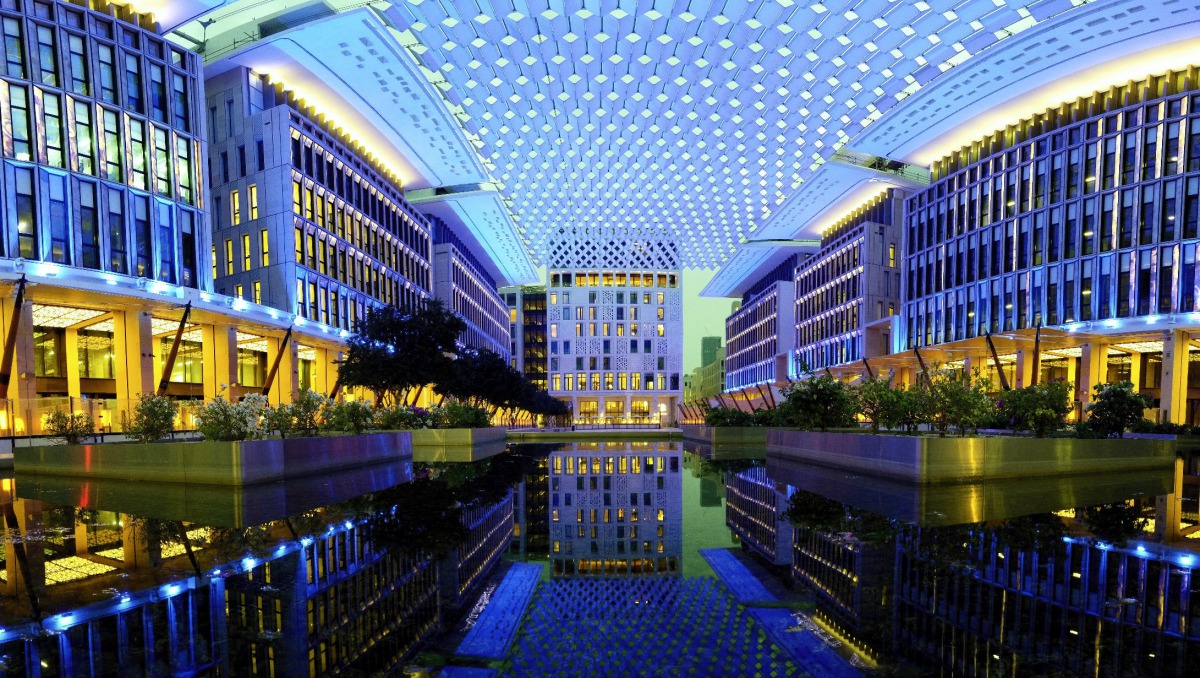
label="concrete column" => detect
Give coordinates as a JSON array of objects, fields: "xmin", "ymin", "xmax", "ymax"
[
  {"xmin": 1156, "ymin": 456, "xmax": 1186, "ymax": 542},
  {"xmin": 275, "ymin": 335, "xmax": 300, "ymax": 404},
  {"xmin": 210, "ymin": 326, "xmax": 237, "ymax": 396},
  {"xmin": 1066, "ymin": 356, "xmax": 1079, "ymax": 420},
  {"xmin": 115, "ymin": 310, "xmax": 154, "ymax": 401},
  {"xmin": 1160, "ymin": 330, "xmax": 1190, "ymax": 425},
  {"xmin": 1014, "ymin": 350, "xmax": 1034, "ymax": 389},
  {"xmin": 64, "ymin": 328, "xmax": 81, "ymax": 400},
  {"xmin": 1, "ymin": 297, "xmax": 37, "ymax": 403},
  {"xmin": 1080, "ymin": 342, "xmax": 1109, "ymax": 409}
]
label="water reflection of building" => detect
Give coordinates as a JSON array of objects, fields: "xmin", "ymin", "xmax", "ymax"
[
  {"xmin": 549, "ymin": 442, "xmax": 683, "ymax": 576},
  {"xmin": 725, "ymin": 466, "xmax": 792, "ymax": 565},
  {"xmin": 791, "ymin": 527, "xmax": 892, "ymax": 645},
  {"xmin": 0, "ymin": 470, "xmax": 514, "ymax": 675},
  {"xmin": 895, "ymin": 532, "xmax": 1200, "ymax": 677},
  {"xmin": 513, "ymin": 454, "xmax": 551, "ymax": 557}
]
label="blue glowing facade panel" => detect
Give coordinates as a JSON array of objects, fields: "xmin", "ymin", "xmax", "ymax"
[
  {"xmin": 725, "ymin": 280, "xmax": 795, "ymax": 391},
  {"xmin": 0, "ymin": 0, "xmax": 207, "ymax": 289},
  {"xmin": 206, "ymin": 67, "xmax": 433, "ymax": 329},
  {"xmin": 903, "ymin": 69, "xmax": 1200, "ymax": 350}
]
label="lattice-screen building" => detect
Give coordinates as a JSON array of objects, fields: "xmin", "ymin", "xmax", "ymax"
[{"xmin": 546, "ymin": 231, "xmax": 683, "ymax": 425}]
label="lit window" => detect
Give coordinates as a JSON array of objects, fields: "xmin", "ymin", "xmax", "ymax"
[
  {"xmin": 260, "ymin": 229, "xmax": 269, "ymax": 266},
  {"xmin": 224, "ymin": 239, "xmax": 233, "ymax": 276},
  {"xmin": 253, "ymin": 281, "xmax": 262, "ymax": 304},
  {"xmin": 230, "ymin": 190, "xmax": 240, "ymax": 225},
  {"xmin": 234, "ymin": 284, "xmax": 243, "ymax": 299},
  {"xmin": 249, "ymin": 184, "xmax": 259, "ymax": 219}
]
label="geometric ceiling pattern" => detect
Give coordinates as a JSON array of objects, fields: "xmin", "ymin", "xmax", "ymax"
[{"xmin": 384, "ymin": 0, "xmax": 1099, "ymax": 268}]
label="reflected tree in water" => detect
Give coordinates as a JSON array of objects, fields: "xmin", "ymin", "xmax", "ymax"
[{"xmin": 1080, "ymin": 501, "xmax": 1149, "ymax": 546}]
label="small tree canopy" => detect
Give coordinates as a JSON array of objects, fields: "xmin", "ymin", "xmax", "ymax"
[{"xmin": 339, "ymin": 300, "xmax": 466, "ymax": 406}]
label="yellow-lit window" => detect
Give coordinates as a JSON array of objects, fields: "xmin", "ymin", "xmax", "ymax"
[
  {"xmin": 230, "ymin": 189, "xmax": 240, "ymax": 225},
  {"xmin": 509, "ymin": 308, "xmax": 517, "ymax": 323},
  {"xmin": 589, "ymin": 323, "xmax": 596, "ymax": 337},
  {"xmin": 591, "ymin": 373, "xmax": 600, "ymax": 390},
  {"xmin": 552, "ymin": 509, "xmax": 559, "ymax": 522},
  {"xmin": 603, "ymin": 323, "xmax": 610, "ymax": 336},
  {"xmin": 224, "ymin": 239, "xmax": 233, "ymax": 275},
  {"xmin": 889, "ymin": 243, "xmax": 896, "ymax": 267},
  {"xmin": 261, "ymin": 229, "xmax": 269, "ymax": 266},
  {"xmin": 657, "ymin": 324, "xmax": 665, "ymax": 337},
  {"xmin": 242, "ymin": 233, "xmax": 251, "ymax": 271},
  {"xmin": 575, "ymin": 323, "xmax": 582, "ymax": 337},
  {"xmin": 550, "ymin": 323, "xmax": 558, "ymax": 339},
  {"xmin": 292, "ymin": 179, "xmax": 301, "ymax": 214},
  {"xmin": 253, "ymin": 280, "xmax": 262, "ymax": 304},
  {"xmin": 657, "ymin": 292, "xmax": 664, "ymax": 304},
  {"xmin": 657, "ymin": 308, "xmax": 665, "ymax": 320},
  {"xmin": 210, "ymin": 245, "xmax": 216, "ymax": 280},
  {"xmin": 604, "ymin": 373, "xmax": 613, "ymax": 390},
  {"xmin": 234, "ymin": 283, "xmax": 243, "ymax": 299},
  {"xmin": 550, "ymin": 293, "xmax": 557, "ymax": 304},
  {"xmin": 552, "ymin": 374, "xmax": 561, "ymax": 390},
  {"xmin": 657, "ymin": 508, "xmax": 665, "ymax": 522},
  {"xmin": 617, "ymin": 324, "xmax": 624, "ymax": 337},
  {"xmin": 553, "ymin": 541, "xmax": 560, "ymax": 553},
  {"xmin": 248, "ymin": 183, "xmax": 258, "ymax": 219}
]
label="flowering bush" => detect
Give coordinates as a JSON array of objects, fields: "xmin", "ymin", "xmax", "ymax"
[
  {"xmin": 322, "ymin": 400, "xmax": 376, "ymax": 434},
  {"xmin": 263, "ymin": 389, "xmax": 329, "ymax": 438},
  {"xmin": 196, "ymin": 393, "xmax": 268, "ymax": 441},
  {"xmin": 376, "ymin": 405, "xmax": 444, "ymax": 430}
]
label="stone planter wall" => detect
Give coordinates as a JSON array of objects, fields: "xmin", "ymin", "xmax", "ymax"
[
  {"xmin": 13, "ymin": 431, "xmax": 412, "ymax": 485},
  {"xmin": 766, "ymin": 430, "xmax": 1175, "ymax": 483},
  {"xmin": 681, "ymin": 424, "xmax": 772, "ymax": 445}
]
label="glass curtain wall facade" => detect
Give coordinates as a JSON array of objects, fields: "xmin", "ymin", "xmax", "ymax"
[
  {"xmin": 501, "ymin": 285, "xmax": 549, "ymax": 390},
  {"xmin": 904, "ymin": 69, "xmax": 1200, "ymax": 350},
  {"xmin": 0, "ymin": 0, "xmax": 206, "ymax": 288},
  {"xmin": 206, "ymin": 67, "xmax": 433, "ymax": 329}
]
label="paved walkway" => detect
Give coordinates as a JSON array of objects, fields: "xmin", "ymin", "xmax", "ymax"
[
  {"xmin": 700, "ymin": 548, "xmax": 777, "ymax": 604},
  {"xmin": 747, "ymin": 608, "xmax": 864, "ymax": 678},
  {"xmin": 454, "ymin": 562, "xmax": 543, "ymax": 660}
]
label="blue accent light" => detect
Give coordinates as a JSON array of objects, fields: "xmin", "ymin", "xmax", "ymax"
[
  {"xmin": 211, "ymin": 568, "xmax": 221, "ymax": 576},
  {"xmin": 1103, "ymin": 319, "xmax": 1120, "ymax": 329},
  {"xmin": 1182, "ymin": 555, "xmax": 1195, "ymax": 567},
  {"xmin": 344, "ymin": 520, "xmax": 353, "ymax": 530},
  {"xmin": 232, "ymin": 298, "xmax": 249, "ymax": 311},
  {"xmin": 1097, "ymin": 542, "xmax": 1111, "ymax": 550},
  {"xmin": 300, "ymin": 536, "xmax": 313, "ymax": 547},
  {"xmin": 242, "ymin": 557, "xmax": 256, "ymax": 570},
  {"xmin": 294, "ymin": 316, "xmax": 306, "ymax": 326},
  {"xmin": 1136, "ymin": 545, "xmax": 1147, "ymax": 555}
]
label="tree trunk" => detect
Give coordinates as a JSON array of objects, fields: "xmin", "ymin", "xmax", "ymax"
[{"xmin": 176, "ymin": 522, "xmax": 203, "ymax": 578}]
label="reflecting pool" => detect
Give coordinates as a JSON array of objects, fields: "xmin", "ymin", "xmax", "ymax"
[{"xmin": 0, "ymin": 438, "xmax": 1197, "ymax": 676}]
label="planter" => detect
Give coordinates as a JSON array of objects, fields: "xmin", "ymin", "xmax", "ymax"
[
  {"xmin": 13, "ymin": 431, "xmax": 412, "ymax": 485},
  {"xmin": 16, "ymin": 459, "xmax": 413, "ymax": 527},
  {"xmin": 681, "ymin": 424, "xmax": 774, "ymax": 445},
  {"xmin": 410, "ymin": 427, "xmax": 507, "ymax": 463},
  {"xmin": 766, "ymin": 430, "xmax": 1175, "ymax": 483},
  {"xmin": 767, "ymin": 453, "xmax": 1174, "ymax": 525}
]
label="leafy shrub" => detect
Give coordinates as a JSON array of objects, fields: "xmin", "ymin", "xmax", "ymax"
[
  {"xmin": 290, "ymin": 389, "xmax": 328, "ymax": 435},
  {"xmin": 751, "ymin": 408, "xmax": 783, "ymax": 427},
  {"xmin": 196, "ymin": 394, "xmax": 268, "ymax": 441},
  {"xmin": 704, "ymin": 407, "xmax": 756, "ymax": 427},
  {"xmin": 45, "ymin": 408, "xmax": 94, "ymax": 445},
  {"xmin": 998, "ymin": 380, "xmax": 1072, "ymax": 437},
  {"xmin": 323, "ymin": 400, "xmax": 376, "ymax": 434},
  {"xmin": 1085, "ymin": 381, "xmax": 1151, "ymax": 438},
  {"xmin": 779, "ymin": 374, "xmax": 858, "ymax": 431},
  {"xmin": 122, "ymin": 393, "xmax": 177, "ymax": 443},
  {"xmin": 443, "ymin": 402, "xmax": 492, "ymax": 428},
  {"xmin": 1129, "ymin": 419, "xmax": 1195, "ymax": 435},
  {"xmin": 262, "ymin": 404, "xmax": 297, "ymax": 439}
]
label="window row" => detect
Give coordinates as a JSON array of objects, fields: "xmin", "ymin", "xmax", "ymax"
[
  {"xmin": 294, "ymin": 224, "xmax": 428, "ymax": 303},
  {"xmin": 0, "ymin": 9, "xmax": 196, "ymax": 130},
  {"xmin": 549, "ymin": 271, "xmax": 679, "ymax": 288},
  {"xmin": 797, "ymin": 300, "xmax": 861, "ymax": 348},
  {"xmin": 294, "ymin": 273, "xmax": 424, "ymax": 331},
  {"xmin": 904, "ymin": 245, "xmax": 1200, "ymax": 347},
  {"xmin": 2, "ymin": 82, "xmax": 198, "ymax": 204},
  {"xmin": 550, "ymin": 372, "xmax": 680, "ymax": 392},
  {"xmin": 4, "ymin": 163, "xmax": 198, "ymax": 285}
]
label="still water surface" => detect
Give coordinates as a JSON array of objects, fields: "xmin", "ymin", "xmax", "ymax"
[{"xmin": 0, "ymin": 438, "xmax": 1193, "ymax": 676}]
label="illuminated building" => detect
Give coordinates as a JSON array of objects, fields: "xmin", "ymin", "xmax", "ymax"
[
  {"xmin": 429, "ymin": 216, "xmax": 510, "ymax": 360},
  {"xmin": 724, "ymin": 466, "xmax": 793, "ymax": 566},
  {"xmin": 724, "ymin": 256, "xmax": 798, "ymax": 393},
  {"xmin": 500, "ymin": 285, "xmax": 549, "ymax": 390},
  {"xmin": 546, "ymin": 233, "xmax": 683, "ymax": 425},
  {"xmin": 204, "ymin": 66, "xmax": 435, "ymax": 328},
  {"xmin": 548, "ymin": 442, "xmax": 683, "ymax": 576}
]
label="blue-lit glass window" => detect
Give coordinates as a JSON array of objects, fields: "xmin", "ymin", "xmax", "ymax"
[
  {"xmin": 46, "ymin": 172, "xmax": 69, "ymax": 264},
  {"xmin": 2, "ymin": 17, "xmax": 24, "ymax": 79},
  {"xmin": 14, "ymin": 167, "xmax": 36, "ymax": 259}
]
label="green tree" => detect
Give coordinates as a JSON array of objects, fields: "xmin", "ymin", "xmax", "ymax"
[
  {"xmin": 704, "ymin": 407, "xmax": 756, "ymax": 427},
  {"xmin": 921, "ymin": 368, "xmax": 994, "ymax": 437},
  {"xmin": 339, "ymin": 300, "xmax": 466, "ymax": 406},
  {"xmin": 780, "ymin": 373, "xmax": 858, "ymax": 431},
  {"xmin": 999, "ymin": 380, "xmax": 1072, "ymax": 437},
  {"xmin": 44, "ymin": 409, "xmax": 94, "ymax": 445},
  {"xmin": 856, "ymin": 376, "xmax": 897, "ymax": 434},
  {"xmin": 1085, "ymin": 381, "xmax": 1151, "ymax": 438}
]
